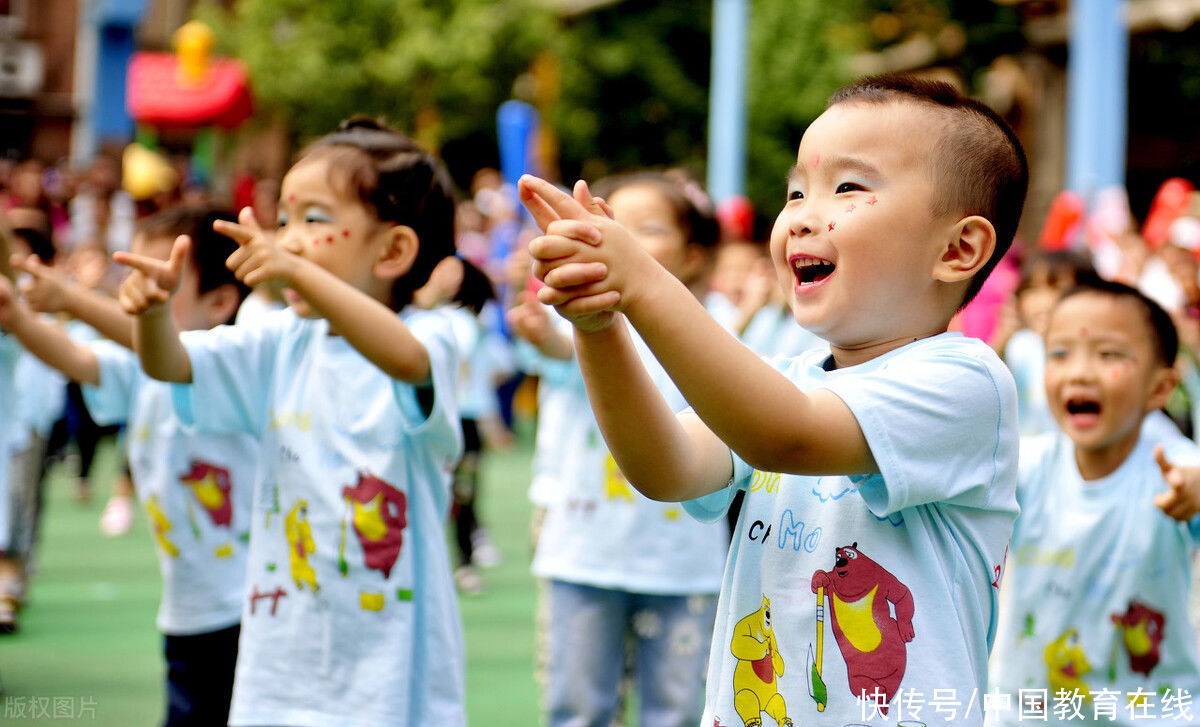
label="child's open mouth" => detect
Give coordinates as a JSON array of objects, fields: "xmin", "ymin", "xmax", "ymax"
[
  {"xmin": 1064, "ymin": 397, "xmax": 1101, "ymax": 428},
  {"xmin": 791, "ymin": 255, "xmax": 836, "ymax": 289}
]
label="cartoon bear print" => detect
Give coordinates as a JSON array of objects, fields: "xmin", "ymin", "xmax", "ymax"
[
  {"xmin": 811, "ymin": 543, "xmax": 914, "ymax": 714},
  {"xmin": 730, "ymin": 595, "xmax": 793, "ymax": 727}
]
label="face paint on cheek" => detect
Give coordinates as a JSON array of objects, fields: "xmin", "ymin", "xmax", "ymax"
[
  {"xmin": 342, "ymin": 229, "xmax": 350, "ymax": 238},
  {"xmin": 326, "ymin": 235, "xmax": 334, "ymax": 244},
  {"xmin": 828, "ymin": 221, "xmax": 836, "ymax": 232},
  {"xmin": 845, "ymin": 203, "xmax": 855, "ymax": 213},
  {"xmin": 867, "ymin": 196, "xmax": 878, "ymax": 206},
  {"xmin": 313, "ymin": 238, "xmax": 321, "ymax": 248},
  {"xmin": 288, "ymin": 195, "xmax": 296, "ymax": 203}
]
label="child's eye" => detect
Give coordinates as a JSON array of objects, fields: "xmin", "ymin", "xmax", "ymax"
[
  {"xmin": 836, "ymin": 182, "xmax": 863, "ymax": 194},
  {"xmin": 276, "ymin": 213, "xmax": 289, "ymax": 229},
  {"xmin": 787, "ymin": 189, "xmax": 804, "ymax": 202},
  {"xmin": 1046, "ymin": 348, "xmax": 1068, "ymax": 360},
  {"xmin": 304, "ymin": 207, "xmax": 333, "ymax": 224},
  {"xmin": 1099, "ymin": 350, "xmax": 1125, "ymax": 360}
]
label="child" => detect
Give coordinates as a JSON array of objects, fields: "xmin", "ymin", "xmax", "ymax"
[
  {"xmin": 509, "ymin": 172, "xmax": 729, "ymax": 727},
  {"xmin": 991, "ymin": 250, "xmax": 1098, "ymax": 436},
  {"xmin": 117, "ymin": 118, "xmax": 468, "ymax": 727},
  {"xmin": 988, "ymin": 279, "xmax": 1200, "ymax": 725},
  {"xmin": 521, "ymin": 75, "xmax": 1027, "ymax": 726},
  {"xmin": 0, "ymin": 205, "xmax": 254, "ymax": 725}
]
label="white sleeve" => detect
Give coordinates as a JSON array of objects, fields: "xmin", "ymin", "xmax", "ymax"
[
  {"xmin": 80, "ymin": 340, "xmax": 140, "ymax": 426},
  {"xmin": 397, "ymin": 310, "xmax": 462, "ymax": 463},
  {"xmin": 822, "ymin": 344, "xmax": 1018, "ymax": 516},
  {"xmin": 172, "ymin": 313, "xmax": 289, "ymax": 435}
]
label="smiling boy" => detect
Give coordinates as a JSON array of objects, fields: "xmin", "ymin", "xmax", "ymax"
[
  {"xmin": 519, "ymin": 76, "xmax": 1027, "ymax": 726},
  {"xmin": 988, "ymin": 280, "xmax": 1200, "ymax": 726}
]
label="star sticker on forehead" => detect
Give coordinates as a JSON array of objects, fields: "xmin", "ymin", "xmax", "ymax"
[{"xmin": 828, "ymin": 221, "xmax": 836, "ymax": 231}]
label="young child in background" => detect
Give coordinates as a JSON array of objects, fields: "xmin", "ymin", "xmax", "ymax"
[
  {"xmin": 521, "ymin": 75, "xmax": 1026, "ymax": 726},
  {"xmin": 0, "ymin": 205, "xmax": 253, "ymax": 726},
  {"xmin": 988, "ymin": 279, "xmax": 1200, "ymax": 725},
  {"xmin": 117, "ymin": 118, "xmax": 470, "ymax": 727},
  {"xmin": 991, "ymin": 250, "xmax": 1098, "ymax": 436},
  {"xmin": 508, "ymin": 172, "xmax": 729, "ymax": 727}
]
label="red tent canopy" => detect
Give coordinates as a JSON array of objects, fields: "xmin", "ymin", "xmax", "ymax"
[{"xmin": 127, "ymin": 52, "xmax": 253, "ymax": 129}]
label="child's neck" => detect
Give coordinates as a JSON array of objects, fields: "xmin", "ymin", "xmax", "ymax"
[
  {"xmin": 1073, "ymin": 433, "xmax": 1140, "ymax": 482},
  {"xmin": 828, "ymin": 330, "xmax": 943, "ymax": 369}
]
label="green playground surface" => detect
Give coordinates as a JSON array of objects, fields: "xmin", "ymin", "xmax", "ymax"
[{"xmin": 0, "ymin": 438, "xmax": 542, "ymax": 725}]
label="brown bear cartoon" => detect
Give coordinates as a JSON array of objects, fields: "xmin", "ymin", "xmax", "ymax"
[{"xmin": 811, "ymin": 543, "xmax": 914, "ymax": 714}]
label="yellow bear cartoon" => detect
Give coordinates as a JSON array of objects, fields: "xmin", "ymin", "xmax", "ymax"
[
  {"xmin": 285, "ymin": 499, "xmax": 319, "ymax": 592},
  {"xmin": 1044, "ymin": 628, "xmax": 1091, "ymax": 702},
  {"xmin": 731, "ymin": 595, "xmax": 792, "ymax": 727}
]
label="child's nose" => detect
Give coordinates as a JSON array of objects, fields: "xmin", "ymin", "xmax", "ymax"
[{"xmin": 279, "ymin": 229, "xmax": 305, "ymax": 255}]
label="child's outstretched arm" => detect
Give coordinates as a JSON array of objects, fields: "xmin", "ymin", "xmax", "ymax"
[
  {"xmin": 521, "ymin": 175, "xmax": 877, "ymax": 483},
  {"xmin": 12, "ymin": 254, "xmax": 134, "ymax": 349},
  {"xmin": 0, "ymin": 275, "xmax": 99, "ymax": 385},
  {"xmin": 1155, "ymin": 445, "xmax": 1200, "ymax": 522},
  {"xmin": 216, "ymin": 208, "xmax": 431, "ymax": 384},
  {"xmin": 113, "ymin": 235, "xmax": 193, "ymax": 383}
]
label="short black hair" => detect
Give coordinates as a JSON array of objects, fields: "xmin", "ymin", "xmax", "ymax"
[
  {"xmin": 1055, "ymin": 278, "xmax": 1178, "ymax": 366},
  {"xmin": 136, "ymin": 206, "xmax": 250, "ymax": 313},
  {"xmin": 828, "ymin": 75, "xmax": 1029, "ymax": 308},
  {"xmin": 1016, "ymin": 249, "xmax": 1100, "ymax": 295}
]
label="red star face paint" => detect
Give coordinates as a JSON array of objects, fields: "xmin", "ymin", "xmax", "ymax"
[
  {"xmin": 845, "ymin": 203, "xmax": 856, "ymax": 213},
  {"xmin": 828, "ymin": 221, "xmax": 836, "ymax": 232},
  {"xmin": 867, "ymin": 196, "xmax": 878, "ymax": 206},
  {"xmin": 342, "ymin": 229, "xmax": 350, "ymax": 238}
]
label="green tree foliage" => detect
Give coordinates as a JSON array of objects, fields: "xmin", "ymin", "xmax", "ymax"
[
  {"xmin": 744, "ymin": 0, "xmax": 864, "ymax": 223},
  {"xmin": 553, "ymin": 0, "xmax": 713, "ymax": 183},
  {"xmin": 198, "ymin": 0, "xmax": 556, "ymax": 151}
]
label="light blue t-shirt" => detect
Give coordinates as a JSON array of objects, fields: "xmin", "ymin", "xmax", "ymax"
[
  {"xmin": 685, "ymin": 333, "xmax": 1018, "ymax": 727},
  {"xmin": 987, "ymin": 417, "xmax": 1200, "ymax": 726},
  {"xmin": 82, "ymin": 340, "xmax": 255, "ymax": 635},
  {"xmin": 0, "ymin": 334, "xmax": 20, "ymax": 552},
  {"xmin": 172, "ymin": 307, "xmax": 465, "ymax": 727}
]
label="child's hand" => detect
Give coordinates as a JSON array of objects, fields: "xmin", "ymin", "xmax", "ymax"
[
  {"xmin": 1154, "ymin": 445, "xmax": 1200, "ymax": 521},
  {"xmin": 518, "ymin": 175, "xmax": 661, "ymax": 332},
  {"xmin": 113, "ymin": 235, "xmax": 190, "ymax": 316},
  {"xmin": 12, "ymin": 254, "xmax": 70, "ymax": 313},
  {"xmin": 217, "ymin": 207, "xmax": 299, "ymax": 287},
  {"xmin": 507, "ymin": 291, "xmax": 553, "ymax": 346},
  {"xmin": 0, "ymin": 274, "xmax": 27, "ymax": 329},
  {"xmin": 413, "ymin": 256, "xmax": 465, "ymax": 310}
]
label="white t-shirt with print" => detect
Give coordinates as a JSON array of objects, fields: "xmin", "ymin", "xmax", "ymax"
[
  {"xmin": 987, "ymin": 418, "xmax": 1200, "ymax": 726},
  {"xmin": 531, "ymin": 322, "xmax": 729, "ymax": 596},
  {"xmin": 173, "ymin": 308, "xmax": 465, "ymax": 727},
  {"xmin": 684, "ymin": 333, "xmax": 1019, "ymax": 727},
  {"xmin": 83, "ymin": 340, "xmax": 256, "ymax": 635}
]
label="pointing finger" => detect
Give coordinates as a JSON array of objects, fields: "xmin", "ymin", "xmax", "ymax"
[{"xmin": 520, "ymin": 175, "xmax": 590, "ymax": 223}]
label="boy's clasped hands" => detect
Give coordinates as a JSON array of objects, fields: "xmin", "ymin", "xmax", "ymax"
[{"xmin": 520, "ymin": 174, "xmax": 668, "ymax": 334}]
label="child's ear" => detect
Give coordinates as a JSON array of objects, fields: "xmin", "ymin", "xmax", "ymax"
[
  {"xmin": 1147, "ymin": 364, "xmax": 1181, "ymax": 413},
  {"xmin": 201, "ymin": 283, "xmax": 242, "ymax": 327},
  {"xmin": 932, "ymin": 215, "xmax": 997, "ymax": 284},
  {"xmin": 374, "ymin": 224, "xmax": 420, "ymax": 280}
]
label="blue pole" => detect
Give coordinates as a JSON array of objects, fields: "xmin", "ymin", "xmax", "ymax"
[
  {"xmin": 1065, "ymin": 0, "xmax": 1127, "ymax": 201},
  {"xmin": 707, "ymin": 0, "xmax": 748, "ymax": 203}
]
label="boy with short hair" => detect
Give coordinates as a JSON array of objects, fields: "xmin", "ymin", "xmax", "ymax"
[
  {"xmin": 988, "ymin": 279, "xmax": 1200, "ymax": 726},
  {"xmin": 0, "ymin": 205, "xmax": 255, "ymax": 727},
  {"xmin": 519, "ymin": 75, "xmax": 1027, "ymax": 726}
]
